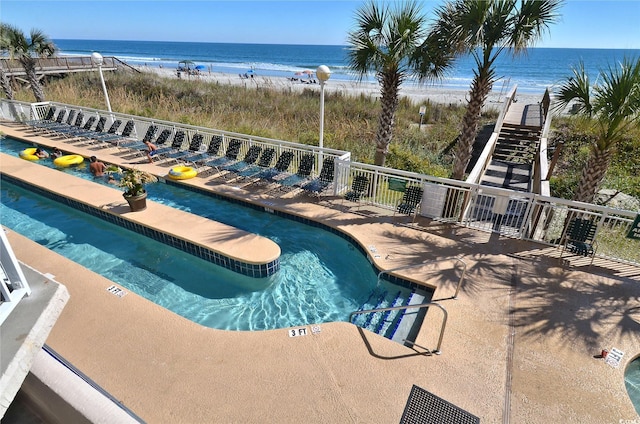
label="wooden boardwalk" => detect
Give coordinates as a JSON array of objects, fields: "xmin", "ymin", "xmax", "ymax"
[{"xmin": 0, "ymin": 56, "xmax": 137, "ymax": 77}]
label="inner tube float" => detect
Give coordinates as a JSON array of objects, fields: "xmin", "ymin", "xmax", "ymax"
[
  {"xmin": 168, "ymin": 166, "xmax": 197, "ymax": 180},
  {"xmin": 19, "ymin": 148, "xmax": 39, "ymax": 161},
  {"xmin": 54, "ymin": 154, "xmax": 85, "ymax": 168}
]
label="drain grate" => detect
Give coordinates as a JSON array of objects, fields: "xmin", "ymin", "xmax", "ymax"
[{"xmin": 399, "ymin": 385, "xmax": 479, "ymax": 424}]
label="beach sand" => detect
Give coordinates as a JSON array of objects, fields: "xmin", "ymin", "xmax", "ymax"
[{"xmin": 140, "ymin": 66, "xmax": 544, "ymax": 108}]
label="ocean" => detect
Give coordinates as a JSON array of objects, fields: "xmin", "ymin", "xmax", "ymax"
[{"xmin": 53, "ymin": 39, "xmax": 639, "ymax": 94}]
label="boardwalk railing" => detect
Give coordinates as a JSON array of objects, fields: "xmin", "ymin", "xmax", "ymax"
[
  {"xmin": 0, "ymin": 56, "xmax": 137, "ymax": 77},
  {"xmin": 1, "ymin": 98, "xmax": 638, "ymax": 266}
]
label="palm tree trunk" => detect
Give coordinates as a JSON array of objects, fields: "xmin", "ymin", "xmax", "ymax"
[
  {"xmin": 20, "ymin": 57, "xmax": 46, "ymax": 102},
  {"xmin": 452, "ymin": 74, "xmax": 492, "ymax": 179},
  {"xmin": 573, "ymin": 146, "xmax": 613, "ymax": 203},
  {"xmin": 374, "ymin": 73, "xmax": 401, "ymax": 166},
  {"xmin": 0, "ymin": 68, "xmax": 14, "ymax": 100}
]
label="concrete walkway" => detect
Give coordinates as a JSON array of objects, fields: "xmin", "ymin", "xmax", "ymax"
[{"xmin": 2, "ymin": 124, "xmax": 639, "ymax": 423}]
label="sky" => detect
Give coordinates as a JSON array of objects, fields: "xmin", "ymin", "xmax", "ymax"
[{"xmin": 1, "ymin": 0, "xmax": 639, "ymax": 49}]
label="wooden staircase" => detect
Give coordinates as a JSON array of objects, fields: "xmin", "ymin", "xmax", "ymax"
[{"xmin": 479, "ymin": 101, "xmax": 543, "ymax": 192}]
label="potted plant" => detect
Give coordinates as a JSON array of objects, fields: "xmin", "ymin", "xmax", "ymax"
[{"xmin": 106, "ymin": 165, "xmax": 157, "ymax": 211}]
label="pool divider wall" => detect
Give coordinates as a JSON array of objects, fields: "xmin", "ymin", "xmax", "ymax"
[{"xmin": 0, "ymin": 173, "xmax": 280, "ymax": 278}]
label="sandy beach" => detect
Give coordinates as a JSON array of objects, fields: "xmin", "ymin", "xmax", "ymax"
[{"xmin": 140, "ymin": 65, "xmax": 544, "ymax": 108}]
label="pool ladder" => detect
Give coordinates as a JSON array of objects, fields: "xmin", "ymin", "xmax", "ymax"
[{"xmin": 349, "ymin": 257, "xmax": 467, "ymax": 354}]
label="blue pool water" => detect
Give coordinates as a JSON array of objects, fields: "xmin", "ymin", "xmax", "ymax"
[
  {"xmin": 625, "ymin": 357, "xmax": 640, "ymax": 415},
  {"xmin": 0, "ymin": 137, "xmax": 418, "ymax": 331}
]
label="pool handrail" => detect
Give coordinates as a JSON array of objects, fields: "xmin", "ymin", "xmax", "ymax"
[{"xmin": 349, "ymin": 302, "xmax": 448, "ymax": 354}]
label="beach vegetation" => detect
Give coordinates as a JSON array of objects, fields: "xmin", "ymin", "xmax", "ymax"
[
  {"xmin": 346, "ymin": 1, "xmax": 456, "ymax": 167},
  {"xmin": 553, "ymin": 57, "xmax": 640, "ymax": 202},
  {"xmin": 0, "ymin": 23, "xmax": 56, "ymax": 102},
  {"xmin": 429, "ymin": 0, "xmax": 564, "ymax": 180}
]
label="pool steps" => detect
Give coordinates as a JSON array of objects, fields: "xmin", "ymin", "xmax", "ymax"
[{"xmin": 352, "ymin": 288, "xmax": 428, "ymax": 345}]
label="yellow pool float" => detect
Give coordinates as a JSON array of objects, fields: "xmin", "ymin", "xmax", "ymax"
[
  {"xmin": 54, "ymin": 154, "xmax": 85, "ymax": 167},
  {"xmin": 19, "ymin": 148, "xmax": 39, "ymax": 161},
  {"xmin": 168, "ymin": 166, "xmax": 197, "ymax": 180}
]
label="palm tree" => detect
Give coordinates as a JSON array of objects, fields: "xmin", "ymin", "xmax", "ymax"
[
  {"xmin": 0, "ymin": 23, "xmax": 56, "ymax": 102},
  {"xmin": 430, "ymin": 0, "xmax": 563, "ymax": 179},
  {"xmin": 554, "ymin": 58, "xmax": 640, "ymax": 203},
  {"xmin": 347, "ymin": 1, "xmax": 454, "ymax": 166},
  {"xmin": 0, "ymin": 24, "xmax": 15, "ymax": 99}
]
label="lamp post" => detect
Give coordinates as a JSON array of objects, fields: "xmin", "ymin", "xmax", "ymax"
[
  {"xmin": 91, "ymin": 52, "xmax": 112, "ymax": 113},
  {"xmin": 316, "ymin": 65, "xmax": 331, "ymax": 165}
]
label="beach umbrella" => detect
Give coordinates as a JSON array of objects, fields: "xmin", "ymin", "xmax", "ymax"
[
  {"xmin": 302, "ymin": 70, "xmax": 314, "ymax": 75},
  {"xmin": 195, "ymin": 65, "xmax": 206, "ymax": 70}
]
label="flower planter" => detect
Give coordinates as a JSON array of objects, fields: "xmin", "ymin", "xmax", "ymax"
[{"xmin": 124, "ymin": 191, "xmax": 147, "ymax": 212}]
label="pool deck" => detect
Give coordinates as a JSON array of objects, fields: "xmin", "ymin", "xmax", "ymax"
[{"xmin": 2, "ymin": 123, "xmax": 640, "ymax": 423}]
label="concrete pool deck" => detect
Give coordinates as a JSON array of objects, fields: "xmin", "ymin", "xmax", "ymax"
[{"xmin": 2, "ymin": 123, "xmax": 640, "ymax": 423}]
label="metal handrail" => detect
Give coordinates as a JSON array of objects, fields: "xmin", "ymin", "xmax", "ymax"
[
  {"xmin": 377, "ymin": 256, "xmax": 467, "ymax": 299},
  {"xmin": 349, "ymin": 302, "xmax": 448, "ymax": 354}
]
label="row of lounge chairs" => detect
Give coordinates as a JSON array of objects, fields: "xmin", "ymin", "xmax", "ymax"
[
  {"xmin": 26, "ymin": 106, "xmax": 424, "ymax": 216},
  {"xmin": 27, "ymin": 106, "xmax": 137, "ymax": 148}
]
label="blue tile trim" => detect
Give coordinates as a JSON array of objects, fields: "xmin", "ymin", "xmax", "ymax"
[
  {"xmin": 1, "ymin": 174, "xmax": 280, "ymax": 278},
  {"xmin": 165, "ymin": 179, "xmax": 421, "ymax": 291}
]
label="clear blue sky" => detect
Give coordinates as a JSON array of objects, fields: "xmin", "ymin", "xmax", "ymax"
[{"xmin": 1, "ymin": 1, "xmax": 639, "ymax": 49}]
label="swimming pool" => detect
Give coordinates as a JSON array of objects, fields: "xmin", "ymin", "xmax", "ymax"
[
  {"xmin": 1, "ymin": 136, "xmax": 425, "ymax": 332},
  {"xmin": 625, "ymin": 356, "xmax": 640, "ymax": 415}
]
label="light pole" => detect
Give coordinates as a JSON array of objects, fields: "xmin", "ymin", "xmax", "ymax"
[
  {"xmin": 91, "ymin": 52, "xmax": 112, "ymax": 113},
  {"xmin": 316, "ymin": 65, "xmax": 331, "ymax": 165}
]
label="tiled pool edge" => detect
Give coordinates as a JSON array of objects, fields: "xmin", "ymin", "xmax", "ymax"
[{"xmin": 1, "ymin": 173, "xmax": 280, "ymax": 278}]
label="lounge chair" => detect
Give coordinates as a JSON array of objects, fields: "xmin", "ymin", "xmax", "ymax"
[
  {"xmin": 203, "ymin": 138, "xmax": 243, "ymax": 169},
  {"xmin": 70, "ymin": 116, "xmax": 108, "ymax": 142},
  {"xmin": 33, "ymin": 109, "xmax": 66, "ymax": 132},
  {"xmin": 189, "ymin": 135, "xmax": 223, "ymax": 166},
  {"xmin": 26, "ymin": 105, "xmax": 56, "ymax": 127},
  {"xmin": 560, "ymin": 217, "xmax": 598, "ymax": 265},
  {"xmin": 96, "ymin": 119, "xmax": 136, "ymax": 148},
  {"xmin": 157, "ymin": 131, "xmax": 196, "ymax": 164},
  {"xmin": 276, "ymin": 153, "xmax": 314, "ymax": 187},
  {"xmin": 252, "ymin": 150, "xmax": 294, "ymax": 183},
  {"xmin": 302, "ymin": 157, "xmax": 335, "ymax": 198},
  {"xmin": 231, "ymin": 148, "xmax": 276, "ymax": 182},
  {"xmin": 117, "ymin": 124, "xmax": 158, "ymax": 152},
  {"xmin": 167, "ymin": 133, "xmax": 206, "ymax": 164},
  {"xmin": 42, "ymin": 110, "xmax": 80, "ymax": 136},
  {"xmin": 217, "ymin": 145, "xmax": 263, "ymax": 181},
  {"xmin": 145, "ymin": 129, "xmax": 177, "ymax": 157},
  {"xmin": 86, "ymin": 119, "xmax": 122, "ymax": 145},
  {"xmin": 341, "ymin": 174, "xmax": 370, "ymax": 209},
  {"xmin": 59, "ymin": 115, "xmax": 97, "ymax": 139}
]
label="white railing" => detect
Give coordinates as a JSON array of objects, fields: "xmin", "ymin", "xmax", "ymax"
[
  {"xmin": 1, "ymin": 99, "xmax": 638, "ymax": 266},
  {"xmin": 0, "ymin": 230, "xmax": 32, "ymax": 325}
]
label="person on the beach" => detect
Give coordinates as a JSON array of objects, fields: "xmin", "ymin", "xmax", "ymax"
[
  {"xmin": 144, "ymin": 140, "xmax": 158, "ymax": 163},
  {"xmin": 89, "ymin": 156, "xmax": 106, "ymax": 177},
  {"xmin": 52, "ymin": 147, "xmax": 63, "ymax": 159},
  {"xmin": 34, "ymin": 147, "xmax": 49, "ymax": 159}
]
